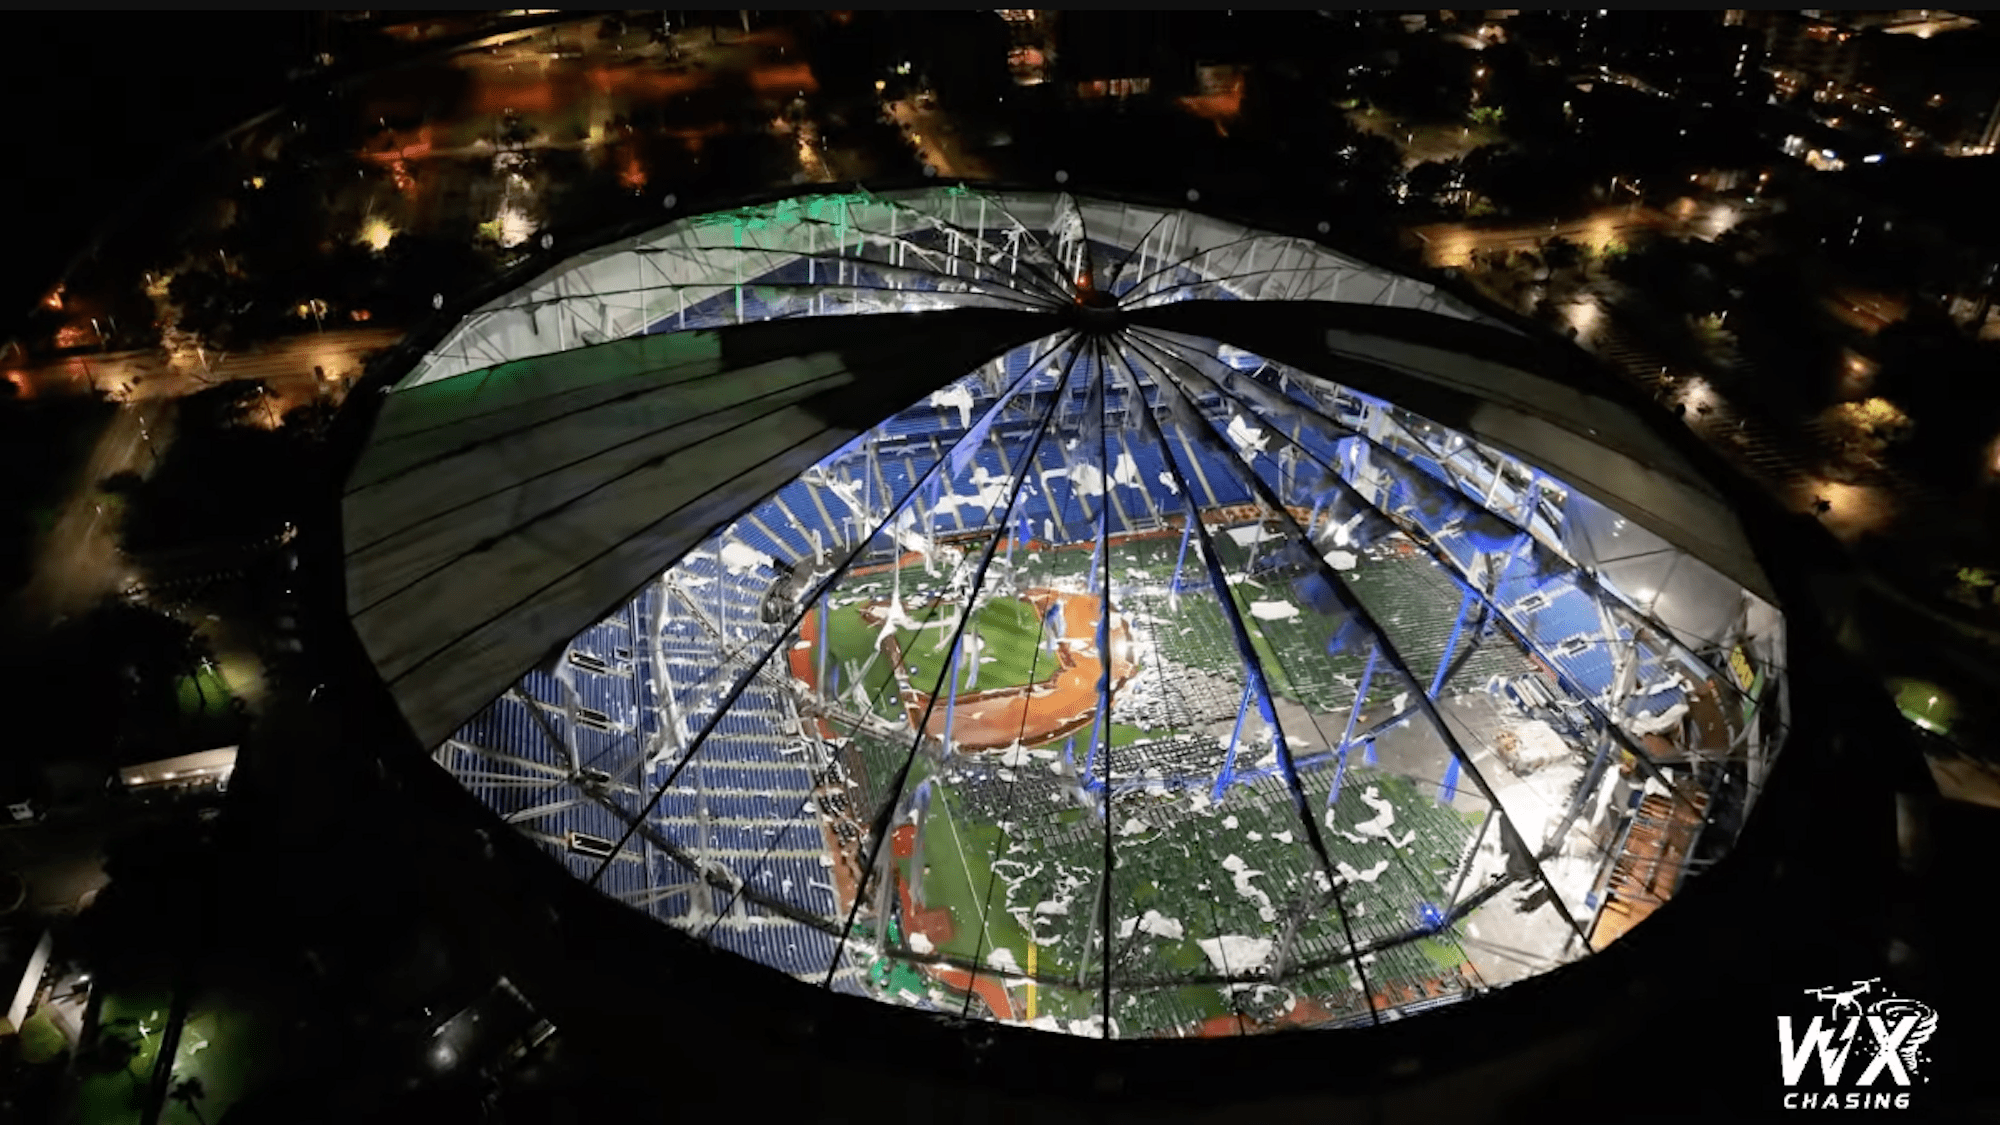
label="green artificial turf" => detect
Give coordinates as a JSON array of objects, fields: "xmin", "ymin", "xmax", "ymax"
[
  {"xmin": 1417, "ymin": 936, "xmax": 1468, "ymax": 973},
  {"xmin": 890, "ymin": 594, "xmax": 1060, "ymax": 697},
  {"xmin": 910, "ymin": 791, "xmax": 1036, "ymax": 969}
]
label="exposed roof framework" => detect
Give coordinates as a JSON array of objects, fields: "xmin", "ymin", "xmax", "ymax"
[{"xmin": 345, "ymin": 188, "xmax": 1788, "ymax": 1038}]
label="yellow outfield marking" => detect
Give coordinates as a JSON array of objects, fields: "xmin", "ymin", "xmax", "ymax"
[{"xmin": 1026, "ymin": 941, "xmax": 1037, "ymax": 1020}]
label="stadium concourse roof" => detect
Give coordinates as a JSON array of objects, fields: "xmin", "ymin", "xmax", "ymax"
[{"xmin": 344, "ymin": 187, "xmax": 1777, "ymax": 751}]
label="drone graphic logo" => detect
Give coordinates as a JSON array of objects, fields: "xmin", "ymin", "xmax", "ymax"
[{"xmin": 1777, "ymin": 978, "xmax": 1938, "ymax": 1110}]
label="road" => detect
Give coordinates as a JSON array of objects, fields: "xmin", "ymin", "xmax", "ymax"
[
  {"xmin": 1410, "ymin": 198, "xmax": 1751, "ymax": 268},
  {"xmin": 1826, "ymin": 287, "xmax": 1907, "ymax": 332},
  {"xmin": 1347, "ymin": 108, "xmax": 1507, "ymax": 170},
  {"xmin": 15, "ymin": 326, "xmax": 400, "ymax": 406},
  {"xmin": 774, "ymin": 117, "xmax": 839, "ymax": 183},
  {"xmin": 8, "ymin": 399, "xmax": 173, "ymax": 630},
  {"xmin": 883, "ymin": 98, "xmax": 995, "ymax": 181}
]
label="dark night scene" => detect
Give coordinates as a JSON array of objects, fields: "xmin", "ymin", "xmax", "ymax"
[{"xmin": 1, "ymin": 10, "xmax": 1997, "ymax": 1124}]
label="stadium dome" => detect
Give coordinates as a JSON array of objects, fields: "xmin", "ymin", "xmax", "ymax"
[{"xmin": 343, "ymin": 187, "xmax": 1788, "ymax": 1038}]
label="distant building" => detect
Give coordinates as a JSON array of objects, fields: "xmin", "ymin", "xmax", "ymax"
[
  {"xmin": 997, "ymin": 9, "xmax": 1053, "ymax": 87},
  {"xmin": 1756, "ymin": 12, "xmax": 1866, "ymax": 94},
  {"xmin": 1046, "ymin": 10, "xmax": 1234, "ymax": 102},
  {"xmin": 118, "ymin": 746, "xmax": 238, "ymax": 797}
]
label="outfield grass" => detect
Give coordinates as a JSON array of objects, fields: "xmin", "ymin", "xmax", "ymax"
[
  {"xmin": 912, "ymin": 790, "xmax": 1037, "ymax": 969},
  {"xmin": 1162, "ymin": 985, "xmax": 1237, "ymax": 1023},
  {"xmin": 1225, "ymin": 587, "xmax": 1303, "ymax": 701},
  {"xmin": 898, "ymin": 787, "xmax": 1125, "ymax": 1022},
  {"xmin": 1027, "ymin": 981, "xmax": 1101, "ymax": 1024},
  {"xmin": 821, "ymin": 602, "xmax": 885, "ymax": 674},
  {"xmin": 1108, "ymin": 723, "xmax": 1150, "ymax": 747},
  {"xmin": 1161, "ymin": 938, "xmax": 1209, "ymax": 973},
  {"xmin": 891, "ymin": 595, "xmax": 1060, "ymax": 698},
  {"xmin": 818, "ymin": 604, "xmax": 909, "ymax": 721},
  {"xmin": 825, "ymin": 582, "xmax": 1064, "ymax": 704}
]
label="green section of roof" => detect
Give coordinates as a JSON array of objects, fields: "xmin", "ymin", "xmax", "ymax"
[{"xmin": 383, "ymin": 329, "xmax": 726, "ymax": 435}]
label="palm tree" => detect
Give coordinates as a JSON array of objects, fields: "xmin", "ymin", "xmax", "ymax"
[{"xmin": 170, "ymin": 1076, "xmax": 210, "ymax": 1125}]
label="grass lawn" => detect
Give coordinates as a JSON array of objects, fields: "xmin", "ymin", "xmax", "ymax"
[
  {"xmin": 0, "ymin": 394, "xmax": 115, "ymax": 596},
  {"xmin": 157, "ymin": 1001, "xmax": 274, "ymax": 1125},
  {"xmin": 74, "ymin": 990, "xmax": 172, "ymax": 1125},
  {"xmin": 171, "ymin": 664, "xmax": 245, "ymax": 751},
  {"xmin": 209, "ymin": 649, "xmax": 263, "ymax": 708},
  {"xmin": 1891, "ymin": 677, "xmax": 1956, "ymax": 736},
  {"xmin": 72, "ymin": 990, "xmax": 276, "ymax": 1125},
  {"xmin": 174, "ymin": 667, "xmax": 233, "ymax": 720},
  {"xmin": 19, "ymin": 1008, "xmax": 67, "ymax": 1064}
]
